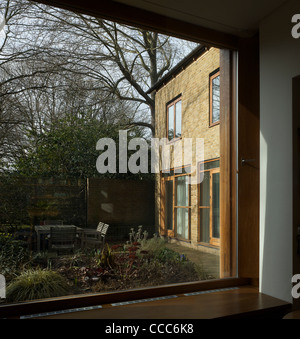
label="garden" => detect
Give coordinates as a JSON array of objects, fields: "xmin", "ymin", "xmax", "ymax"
[{"xmin": 0, "ymin": 226, "xmax": 212, "ymax": 304}]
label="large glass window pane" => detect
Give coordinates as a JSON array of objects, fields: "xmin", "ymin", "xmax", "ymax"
[
  {"xmin": 212, "ymin": 74, "xmax": 220, "ymax": 124},
  {"xmin": 200, "ymin": 171, "xmax": 210, "ymax": 206},
  {"xmin": 203, "ymin": 160, "xmax": 220, "ymax": 171},
  {"xmin": 176, "ymin": 208, "xmax": 189, "ymax": 239},
  {"xmin": 200, "ymin": 208, "xmax": 210, "ymax": 243},
  {"xmin": 212, "ymin": 172, "xmax": 220, "ymax": 238},
  {"xmin": 176, "ymin": 176, "xmax": 189, "ymax": 206},
  {"xmin": 168, "ymin": 105, "xmax": 174, "ymax": 141},
  {"xmin": 175, "ymin": 100, "xmax": 182, "ymax": 138},
  {"xmin": 165, "ymin": 180, "xmax": 173, "ymax": 231},
  {"xmin": 1, "ymin": 0, "xmax": 234, "ymax": 306}
]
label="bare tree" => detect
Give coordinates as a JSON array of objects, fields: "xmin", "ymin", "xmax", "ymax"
[
  {"xmin": 0, "ymin": 0, "xmax": 197, "ymax": 170},
  {"xmin": 24, "ymin": 3, "xmax": 198, "ymax": 135},
  {"xmin": 0, "ymin": 0, "xmax": 35, "ymax": 168}
]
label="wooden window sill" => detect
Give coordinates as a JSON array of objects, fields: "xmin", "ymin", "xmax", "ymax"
[
  {"xmin": 2, "ymin": 282, "xmax": 291, "ymax": 319},
  {"xmin": 38, "ymin": 286, "xmax": 291, "ymax": 319}
]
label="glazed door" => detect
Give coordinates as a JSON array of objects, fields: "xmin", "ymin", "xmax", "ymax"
[
  {"xmin": 175, "ymin": 175, "xmax": 190, "ymax": 240},
  {"xmin": 199, "ymin": 167, "xmax": 220, "ymax": 246},
  {"xmin": 163, "ymin": 177, "xmax": 174, "ymax": 237},
  {"xmin": 210, "ymin": 169, "xmax": 220, "ymax": 246}
]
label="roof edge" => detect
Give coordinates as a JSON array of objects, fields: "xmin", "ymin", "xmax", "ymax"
[{"xmin": 146, "ymin": 44, "xmax": 208, "ymax": 94}]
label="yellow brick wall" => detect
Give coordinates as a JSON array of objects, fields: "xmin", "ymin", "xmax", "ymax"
[{"xmin": 154, "ymin": 47, "xmax": 220, "ymax": 246}]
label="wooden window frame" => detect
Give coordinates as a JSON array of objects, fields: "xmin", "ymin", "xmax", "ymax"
[
  {"xmin": 0, "ymin": 0, "xmax": 261, "ymax": 319},
  {"xmin": 209, "ymin": 70, "xmax": 221, "ymax": 127},
  {"xmin": 198, "ymin": 159, "xmax": 220, "ymax": 247},
  {"xmin": 166, "ymin": 96, "xmax": 182, "ymax": 142}
]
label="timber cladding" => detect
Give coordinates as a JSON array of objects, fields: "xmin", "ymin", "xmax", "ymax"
[{"xmin": 87, "ymin": 178, "xmax": 155, "ymax": 240}]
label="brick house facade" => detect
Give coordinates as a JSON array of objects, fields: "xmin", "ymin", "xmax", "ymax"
[{"xmin": 150, "ymin": 46, "xmax": 220, "ymax": 253}]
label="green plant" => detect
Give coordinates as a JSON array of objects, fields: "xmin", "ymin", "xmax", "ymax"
[
  {"xmin": 156, "ymin": 247, "xmax": 186, "ymax": 263},
  {"xmin": 6, "ymin": 269, "xmax": 71, "ymax": 302},
  {"xmin": 97, "ymin": 244, "xmax": 115, "ymax": 268},
  {"xmin": 129, "ymin": 225, "xmax": 149, "ymax": 244},
  {"xmin": 139, "ymin": 236, "xmax": 166, "ymax": 256},
  {"xmin": 0, "ymin": 233, "xmax": 30, "ymax": 280}
]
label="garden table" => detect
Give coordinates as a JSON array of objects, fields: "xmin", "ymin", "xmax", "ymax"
[{"xmin": 34, "ymin": 225, "xmax": 84, "ymax": 252}]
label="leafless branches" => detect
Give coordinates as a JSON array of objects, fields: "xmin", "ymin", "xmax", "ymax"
[{"xmin": 0, "ymin": 0, "xmax": 198, "ymax": 170}]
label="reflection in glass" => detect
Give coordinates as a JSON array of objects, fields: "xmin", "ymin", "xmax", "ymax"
[
  {"xmin": 176, "ymin": 208, "xmax": 189, "ymax": 239},
  {"xmin": 175, "ymin": 175, "xmax": 189, "ymax": 239},
  {"xmin": 175, "ymin": 100, "xmax": 182, "ymax": 138},
  {"xmin": 199, "ymin": 165, "xmax": 220, "ymax": 244},
  {"xmin": 176, "ymin": 176, "xmax": 188, "ymax": 207},
  {"xmin": 200, "ymin": 171, "xmax": 210, "ymax": 206},
  {"xmin": 212, "ymin": 75, "xmax": 220, "ymax": 124},
  {"xmin": 168, "ymin": 105, "xmax": 174, "ymax": 141},
  {"xmin": 200, "ymin": 208, "xmax": 210, "ymax": 243},
  {"xmin": 165, "ymin": 180, "xmax": 173, "ymax": 231},
  {"xmin": 212, "ymin": 172, "xmax": 220, "ymax": 239}
]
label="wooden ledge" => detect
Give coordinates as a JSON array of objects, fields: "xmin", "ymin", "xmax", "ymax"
[{"xmin": 35, "ymin": 287, "xmax": 291, "ymax": 319}]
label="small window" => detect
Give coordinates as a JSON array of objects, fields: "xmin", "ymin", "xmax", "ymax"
[
  {"xmin": 167, "ymin": 97, "xmax": 182, "ymax": 141},
  {"xmin": 210, "ymin": 71, "xmax": 220, "ymax": 126}
]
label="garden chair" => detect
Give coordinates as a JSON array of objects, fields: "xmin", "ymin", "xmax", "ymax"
[
  {"xmin": 82, "ymin": 222, "xmax": 109, "ymax": 249},
  {"xmin": 49, "ymin": 226, "xmax": 77, "ymax": 255},
  {"xmin": 81, "ymin": 222, "xmax": 104, "ymax": 249},
  {"xmin": 100, "ymin": 223, "xmax": 109, "ymax": 246},
  {"xmin": 97, "ymin": 222, "xmax": 104, "ymax": 232}
]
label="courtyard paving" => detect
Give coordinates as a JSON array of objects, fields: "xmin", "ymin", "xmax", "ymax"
[{"xmin": 165, "ymin": 242, "xmax": 220, "ymax": 279}]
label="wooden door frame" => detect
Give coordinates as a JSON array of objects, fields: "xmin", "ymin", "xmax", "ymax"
[{"xmin": 161, "ymin": 176, "xmax": 175, "ymax": 238}]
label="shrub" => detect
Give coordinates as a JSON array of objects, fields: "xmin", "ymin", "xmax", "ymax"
[
  {"xmin": 0, "ymin": 233, "xmax": 30, "ymax": 280},
  {"xmin": 139, "ymin": 236, "xmax": 166, "ymax": 256},
  {"xmin": 156, "ymin": 247, "xmax": 185, "ymax": 263},
  {"xmin": 6, "ymin": 269, "xmax": 71, "ymax": 302}
]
